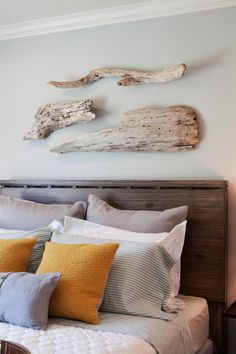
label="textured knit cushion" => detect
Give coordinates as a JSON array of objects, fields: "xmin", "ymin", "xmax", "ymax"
[
  {"xmin": 37, "ymin": 241, "xmax": 119, "ymax": 324},
  {"xmin": 0, "ymin": 195, "xmax": 87, "ymax": 230},
  {"xmin": 0, "ymin": 272, "xmax": 60, "ymax": 330},
  {"xmin": 0, "ymin": 238, "xmax": 36, "ymax": 272},
  {"xmin": 86, "ymin": 194, "xmax": 188, "ymax": 233},
  {"xmin": 0, "ymin": 227, "xmax": 52, "ymax": 273}
]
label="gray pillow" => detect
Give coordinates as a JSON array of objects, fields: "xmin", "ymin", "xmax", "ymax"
[
  {"xmin": 0, "ymin": 227, "xmax": 52, "ymax": 273},
  {"xmin": 51, "ymin": 232, "xmax": 176, "ymax": 320},
  {"xmin": 86, "ymin": 194, "xmax": 188, "ymax": 233},
  {"xmin": 0, "ymin": 195, "xmax": 86, "ymax": 230},
  {"xmin": 0, "ymin": 272, "xmax": 60, "ymax": 330}
]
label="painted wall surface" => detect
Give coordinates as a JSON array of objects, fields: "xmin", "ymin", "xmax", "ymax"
[{"xmin": 0, "ymin": 7, "xmax": 236, "ymax": 303}]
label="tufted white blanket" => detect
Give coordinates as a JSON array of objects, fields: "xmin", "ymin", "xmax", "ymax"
[{"xmin": 0, "ymin": 322, "xmax": 155, "ymax": 354}]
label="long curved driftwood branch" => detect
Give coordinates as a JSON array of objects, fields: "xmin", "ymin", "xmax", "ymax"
[
  {"xmin": 48, "ymin": 64, "xmax": 186, "ymax": 89},
  {"xmin": 51, "ymin": 105, "xmax": 199, "ymax": 153}
]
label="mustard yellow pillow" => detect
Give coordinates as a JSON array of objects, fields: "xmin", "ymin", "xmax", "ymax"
[
  {"xmin": 37, "ymin": 241, "xmax": 119, "ymax": 324},
  {"xmin": 0, "ymin": 238, "xmax": 36, "ymax": 272}
]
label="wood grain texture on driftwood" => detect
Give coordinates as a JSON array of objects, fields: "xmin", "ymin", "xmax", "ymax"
[
  {"xmin": 51, "ymin": 105, "xmax": 199, "ymax": 153},
  {"xmin": 48, "ymin": 64, "xmax": 186, "ymax": 89},
  {"xmin": 24, "ymin": 99, "xmax": 95, "ymax": 140}
]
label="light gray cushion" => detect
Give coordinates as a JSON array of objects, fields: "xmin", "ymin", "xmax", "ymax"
[
  {"xmin": 0, "ymin": 272, "xmax": 60, "ymax": 330},
  {"xmin": 51, "ymin": 232, "xmax": 176, "ymax": 320},
  {"xmin": 0, "ymin": 195, "xmax": 86, "ymax": 230},
  {"xmin": 0, "ymin": 227, "xmax": 52, "ymax": 273},
  {"xmin": 86, "ymin": 194, "xmax": 188, "ymax": 233}
]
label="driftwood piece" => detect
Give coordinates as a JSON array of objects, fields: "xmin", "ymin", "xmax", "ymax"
[
  {"xmin": 24, "ymin": 99, "xmax": 95, "ymax": 140},
  {"xmin": 48, "ymin": 64, "xmax": 186, "ymax": 89},
  {"xmin": 51, "ymin": 105, "xmax": 199, "ymax": 153}
]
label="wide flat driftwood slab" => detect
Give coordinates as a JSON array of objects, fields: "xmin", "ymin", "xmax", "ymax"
[
  {"xmin": 48, "ymin": 64, "xmax": 186, "ymax": 89},
  {"xmin": 51, "ymin": 105, "xmax": 199, "ymax": 153},
  {"xmin": 24, "ymin": 99, "xmax": 95, "ymax": 140}
]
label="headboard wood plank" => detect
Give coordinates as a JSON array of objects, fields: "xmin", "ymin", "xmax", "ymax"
[
  {"xmin": 0, "ymin": 179, "xmax": 227, "ymax": 303},
  {"xmin": 0, "ymin": 179, "xmax": 227, "ymax": 353}
]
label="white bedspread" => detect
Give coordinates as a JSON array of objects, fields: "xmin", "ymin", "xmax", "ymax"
[
  {"xmin": 0, "ymin": 322, "xmax": 155, "ymax": 354},
  {"xmin": 0, "ymin": 296, "xmax": 208, "ymax": 354}
]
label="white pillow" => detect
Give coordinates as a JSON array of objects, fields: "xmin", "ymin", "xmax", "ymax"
[
  {"xmin": 64, "ymin": 216, "xmax": 186, "ymax": 300},
  {"xmin": 0, "ymin": 220, "xmax": 63, "ymax": 236},
  {"xmin": 0, "ymin": 228, "xmax": 25, "ymax": 235}
]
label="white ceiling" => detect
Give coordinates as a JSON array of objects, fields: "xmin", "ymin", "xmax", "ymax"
[
  {"xmin": 0, "ymin": 0, "xmax": 144, "ymax": 25},
  {"xmin": 0, "ymin": 0, "xmax": 236, "ymax": 40}
]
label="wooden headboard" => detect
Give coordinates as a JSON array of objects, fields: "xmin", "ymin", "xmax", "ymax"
[{"xmin": 0, "ymin": 179, "xmax": 228, "ymax": 352}]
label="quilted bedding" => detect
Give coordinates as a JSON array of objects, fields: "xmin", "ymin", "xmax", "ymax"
[
  {"xmin": 0, "ymin": 322, "xmax": 155, "ymax": 354},
  {"xmin": 0, "ymin": 296, "xmax": 205, "ymax": 354}
]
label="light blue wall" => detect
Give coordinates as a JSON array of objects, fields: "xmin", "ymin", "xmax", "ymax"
[{"xmin": 0, "ymin": 7, "xmax": 236, "ymax": 302}]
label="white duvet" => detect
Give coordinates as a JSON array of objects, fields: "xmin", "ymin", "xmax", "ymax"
[
  {"xmin": 0, "ymin": 322, "xmax": 155, "ymax": 354},
  {"xmin": 0, "ymin": 296, "xmax": 207, "ymax": 354}
]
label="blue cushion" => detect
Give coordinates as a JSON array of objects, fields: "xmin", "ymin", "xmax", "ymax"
[{"xmin": 0, "ymin": 272, "xmax": 60, "ymax": 330}]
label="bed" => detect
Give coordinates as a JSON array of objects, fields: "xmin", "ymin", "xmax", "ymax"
[{"xmin": 0, "ymin": 179, "xmax": 228, "ymax": 354}]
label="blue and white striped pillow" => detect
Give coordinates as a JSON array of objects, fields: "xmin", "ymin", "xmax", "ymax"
[
  {"xmin": 0, "ymin": 227, "xmax": 52, "ymax": 272},
  {"xmin": 51, "ymin": 232, "xmax": 176, "ymax": 320}
]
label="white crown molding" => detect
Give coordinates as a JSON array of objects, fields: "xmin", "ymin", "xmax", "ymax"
[{"xmin": 0, "ymin": 0, "xmax": 236, "ymax": 40}]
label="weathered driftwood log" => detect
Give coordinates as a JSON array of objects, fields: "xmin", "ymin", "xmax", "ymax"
[
  {"xmin": 51, "ymin": 105, "xmax": 199, "ymax": 153},
  {"xmin": 24, "ymin": 99, "xmax": 95, "ymax": 140},
  {"xmin": 48, "ymin": 64, "xmax": 186, "ymax": 89}
]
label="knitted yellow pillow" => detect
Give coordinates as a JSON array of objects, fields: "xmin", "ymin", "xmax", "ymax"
[
  {"xmin": 37, "ymin": 241, "xmax": 119, "ymax": 324},
  {"xmin": 0, "ymin": 238, "xmax": 36, "ymax": 272}
]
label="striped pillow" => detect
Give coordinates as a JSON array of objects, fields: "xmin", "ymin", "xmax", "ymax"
[
  {"xmin": 51, "ymin": 232, "xmax": 176, "ymax": 320},
  {"xmin": 64, "ymin": 217, "xmax": 186, "ymax": 301},
  {"xmin": 0, "ymin": 227, "xmax": 52, "ymax": 272}
]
